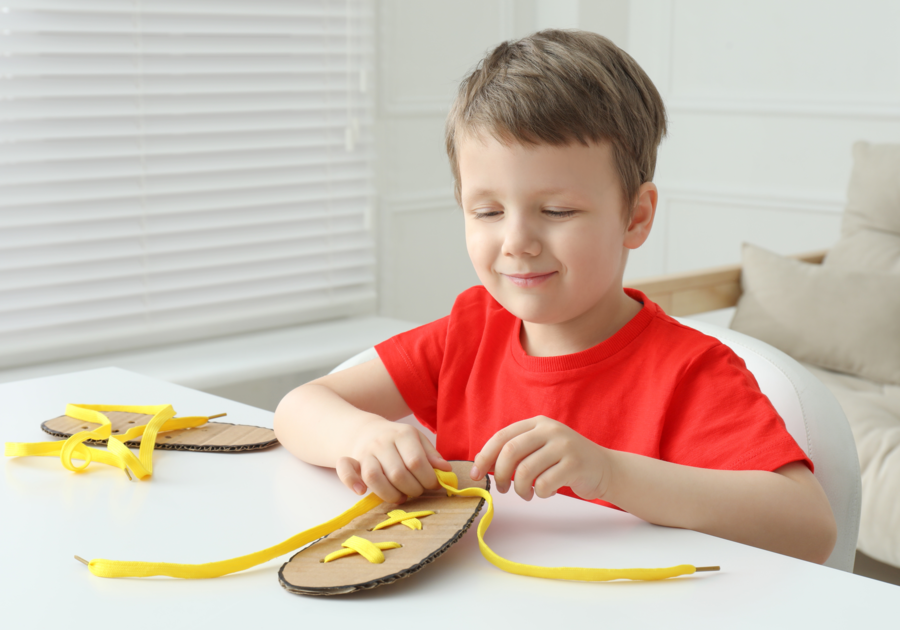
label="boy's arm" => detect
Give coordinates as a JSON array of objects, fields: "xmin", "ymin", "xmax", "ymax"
[
  {"xmin": 604, "ymin": 453, "xmax": 837, "ymax": 564},
  {"xmin": 274, "ymin": 357, "xmax": 450, "ymax": 502},
  {"xmin": 471, "ymin": 417, "xmax": 837, "ymax": 564}
]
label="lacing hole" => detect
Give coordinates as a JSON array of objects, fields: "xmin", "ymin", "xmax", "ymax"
[
  {"xmin": 128, "ymin": 421, "xmax": 135, "ymax": 424},
  {"xmin": 112, "ymin": 429, "xmax": 119, "ymax": 433},
  {"xmin": 81, "ymin": 426, "xmax": 88, "ymax": 429}
]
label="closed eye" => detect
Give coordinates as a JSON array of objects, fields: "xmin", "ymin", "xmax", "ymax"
[
  {"xmin": 473, "ymin": 210, "xmax": 503, "ymax": 220},
  {"xmin": 544, "ymin": 209, "xmax": 576, "ymax": 218}
]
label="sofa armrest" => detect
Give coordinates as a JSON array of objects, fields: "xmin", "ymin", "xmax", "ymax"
[{"xmin": 625, "ymin": 249, "xmax": 828, "ymax": 316}]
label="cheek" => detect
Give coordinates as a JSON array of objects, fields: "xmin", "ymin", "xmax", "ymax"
[
  {"xmin": 557, "ymin": 231, "xmax": 619, "ymax": 280},
  {"xmin": 465, "ymin": 227, "xmax": 495, "ymax": 269}
]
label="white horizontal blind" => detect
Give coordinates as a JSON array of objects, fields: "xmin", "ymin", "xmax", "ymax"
[{"xmin": 0, "ymin": 0, "xmax": 376, "ymax": 370}]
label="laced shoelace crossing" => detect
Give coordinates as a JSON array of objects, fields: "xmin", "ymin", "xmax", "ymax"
[
  {"xmin": 4, "ymin": 404, "xmax": 215, "ymax": 480},
  {"xmin": 323, "ymin": 536, "xmax": 402, "ymax": 564},
  {"xmin": 371, "ymin": 509, "xmax": 435, "ymax": 531}
]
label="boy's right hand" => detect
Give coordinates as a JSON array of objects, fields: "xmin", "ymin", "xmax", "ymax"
[{"xmin": 336, "ymin": 420, "xmax": 451, "ymax": 504}]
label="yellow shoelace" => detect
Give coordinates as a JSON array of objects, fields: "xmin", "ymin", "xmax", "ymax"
[
  {"xmin": 371, "ymin": 509, "xmax": 435, "ymax": 531},
  {"xmin": 4, "ymin": 404, "xmax": 214, "ymax": 480},
  {"xmin": 77, "ymin": 469, "xmax": 718, "ymax": 582},
  {"xmin": 323, "ymin": 536, "xmax": 402, "ymax": 564}
]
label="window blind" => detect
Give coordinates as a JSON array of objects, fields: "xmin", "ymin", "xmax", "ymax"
[{"xmin": 0, "ymin": 0, "xmax": 376, "ymax": 370}]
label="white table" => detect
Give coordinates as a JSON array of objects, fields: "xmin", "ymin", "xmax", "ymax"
[{"xmin": 3, "ymin": 367, "xmax": 898, "ymax": 629}]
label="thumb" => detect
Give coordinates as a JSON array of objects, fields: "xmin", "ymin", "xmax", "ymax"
[
  {"xmin": 336, "ymin": 456, "xmax": 367, "ymax": 495},
  {"xmin": 419, "ymin": 433, "xmax": 452, "ymax": 471}
]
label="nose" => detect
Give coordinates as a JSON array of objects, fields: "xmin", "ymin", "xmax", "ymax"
[{"xmin": 501, "ymin": 211, "xmax": 542, "ymax": 258}]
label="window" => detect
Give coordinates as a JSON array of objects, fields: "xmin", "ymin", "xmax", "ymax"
[{"xmin": 0, "ymin": 0, "xmax": 375, "ymax": 369}]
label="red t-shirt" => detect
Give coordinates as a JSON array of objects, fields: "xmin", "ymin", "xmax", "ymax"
[{"xmin": 375, "ymin": 286, "xmax": 812, "ymax": 509}]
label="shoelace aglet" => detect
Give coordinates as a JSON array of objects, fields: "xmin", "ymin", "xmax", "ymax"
[
  {"xmin": 695, "ymin": 566, "xmax": 720, "ymax": 572},
  {"xmin": 208, "ymin": 413, "xmax": 227, "ymax": 420},
  {"xmin": 124, "ymin": 468, "xmax": 134, "ymax": 481},
  {"xmin": 74, "ymin": 555, "xmax": 89, "ymax": 566}
]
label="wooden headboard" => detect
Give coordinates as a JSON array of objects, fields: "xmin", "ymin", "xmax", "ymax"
[{"xmin": 625, "ymin": 249, "xmax": 828, "ymax": 317}]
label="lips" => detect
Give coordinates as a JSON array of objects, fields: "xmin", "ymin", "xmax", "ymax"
[
  {"xmin": 502, "ymin": 271, "xmax": 556, "ymax": 288},
  {"xmin": 505, "ymin": 272, "xmax": 554, "ymax": 279}
]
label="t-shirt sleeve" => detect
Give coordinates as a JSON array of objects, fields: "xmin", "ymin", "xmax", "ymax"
[
  {"xmin": 660, "ymin": 343, "xmax": 814, "ymax": 473},
  {"xmin": 374, "ymin": 316, "xmax": 449, "ymax": 433}
]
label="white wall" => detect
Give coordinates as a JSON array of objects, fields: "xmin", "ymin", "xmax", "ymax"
[
  {"xmin": 375, "ymin": 0, "xmax": 900, "ymax": 324},
  {"xmin": 626, "ymin": 0, "xmax": 900, "ymax": 280}
]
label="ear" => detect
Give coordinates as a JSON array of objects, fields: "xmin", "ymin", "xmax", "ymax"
[{"xmin": 623, "ymin": 182, "xmax": 657, "ymax": 250}]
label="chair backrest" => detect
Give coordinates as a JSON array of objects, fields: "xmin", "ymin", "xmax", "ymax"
[
  {"xmin": 331, "ymin": 323, "xmax": 862, "ymax": 572},
  {"xmin": 675, "ymin": 318, "xmax": 861, "ymax": 572},
  {"xmin": 331, "ymin": 347, "xmax": 379, "ymax": 375}
]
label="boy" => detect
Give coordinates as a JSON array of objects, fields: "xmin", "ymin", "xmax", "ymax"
[{"xmin": 274, "ymin": 30, "xmax": 836, "ymax": 564}]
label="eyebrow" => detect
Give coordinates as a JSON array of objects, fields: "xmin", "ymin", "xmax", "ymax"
[{"xmin": 465, "ymin": 187, "xmax": 573, "ymax": 199}]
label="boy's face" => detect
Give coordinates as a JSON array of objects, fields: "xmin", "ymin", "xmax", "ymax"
[{"xmin": 458, "ymin": 135, "xmax": 652, "ymax": 328}]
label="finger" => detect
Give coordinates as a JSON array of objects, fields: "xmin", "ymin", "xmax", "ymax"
[
  {"xmin": 377, "ymin": 445, "xmax": 427, "ymax": 500},
  {"xmin": 359, "ymin": 455, "xmax": 406, "ymax": 504},
  {"xmin": 532, "ymin": 462, "xmax": 567, "ymax": 499},
  {"xmin": 472, "ymin": 420, "xmax": 535, "ymax": 482},
  {"xmin": 420, "ymin": 433, "xmax": 452, "ymax": 471},
  {"xmin": 492, "ymin": 430, "xmax": 547, "ymax": 494},
  {"xmin": 394, "ymin": 432, "xmax": 440, "ymax": 491},
  {"xmin": 513, "ymin": 449, "xmax": 562, "ymax": 501},
  {"xmin": 336, "ymin": 456, "xmax": 367, "ymax": 495}
]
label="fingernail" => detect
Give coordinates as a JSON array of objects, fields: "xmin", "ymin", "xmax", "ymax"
[
  {"xmin": 353, "ymin": 483, "xmax": 365, "ymax": 495},
  {"xmin": 470, "ymin": 465, "xmax": 480, "ymax": 480}
]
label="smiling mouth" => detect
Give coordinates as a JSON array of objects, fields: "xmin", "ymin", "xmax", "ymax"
[{"xmin": 502, "ymin": 272, "xmax": 556, "ymax": 287}]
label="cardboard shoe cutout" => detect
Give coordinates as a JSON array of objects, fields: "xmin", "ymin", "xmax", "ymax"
[
  {"xmin": 42, "ymin": 409, "xmax": 277, "ymax": 452},
  {"xmin": 279, "ymin": 460, "xmax": 489, "ymax": 595}
]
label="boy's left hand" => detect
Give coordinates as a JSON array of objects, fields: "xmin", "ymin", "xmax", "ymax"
[{"xmin": 470, "ymin": 416, "xmax": 611, "ymax": 501}]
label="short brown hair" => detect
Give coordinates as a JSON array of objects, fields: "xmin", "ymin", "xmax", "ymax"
[{"xmin": 446, "ymin": 29, "xmax": 667, "ymax": 219}]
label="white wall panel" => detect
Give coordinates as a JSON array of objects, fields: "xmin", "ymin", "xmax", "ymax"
[
  {"xmin": 379, "ymin": 0, "xmax": 514, "ymax": 114},
  {"xmin": 628, "ymin": 0, "xmax": 900, "ymax": 281},
  {"xmin": 384, "ymin": 204, "xmax": 479, "ymax": 324},
  {"xmin": 666, "ymin": 200, "xmax": 842, "ymax": 273},
  {"xmin": 657, "ymin": 113, "xmax": 900, "ymax": 199},
  {"xmin": 670, "ymin": 1, "xmax": 900, "ymax": 104},
  {"xmin": 379, "ymin": 118, "xmax": 455, "ymax": 197}
]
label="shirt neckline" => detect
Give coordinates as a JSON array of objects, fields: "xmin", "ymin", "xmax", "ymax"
[{"xmin": 509, "ymin": 288, "xmax": 659, "ymax": 372}]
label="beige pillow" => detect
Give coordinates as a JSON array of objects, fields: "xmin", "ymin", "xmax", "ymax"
[
  {"xmin": 826, "ymin": 230, "xmax": 900, "ymax": 273},
  {"xmin": 730, "ymin": 243, "xmax": 900, "ymax": 386},
  {"xmin": 825, "ymin": 141, "xmax": 900, "ymax": 273}
]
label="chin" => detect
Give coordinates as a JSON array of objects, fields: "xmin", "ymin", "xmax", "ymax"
[
  {"xmin": 481, "ymin": 281, "xmax": 565, "ymax": 322},
  {"xmin": 496, "ymin": 296, "xmax": 562, "ymax": 324}
]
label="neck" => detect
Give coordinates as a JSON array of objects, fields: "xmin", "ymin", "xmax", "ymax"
[{"xmin": 520, "ymin": 288, "xmax": 642, "ymax": 357}]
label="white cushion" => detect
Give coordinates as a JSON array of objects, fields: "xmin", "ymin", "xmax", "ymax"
[{"xmin": 802, "ymin": 362, "xmax": 900, "ymax": 568}]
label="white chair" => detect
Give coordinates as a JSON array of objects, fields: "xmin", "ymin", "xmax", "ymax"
[{"xmin": 330, "ymin": 321, "xmax": 862, "ymax": 572}]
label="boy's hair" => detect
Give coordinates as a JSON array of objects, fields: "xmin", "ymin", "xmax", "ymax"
[{"xmin": 445, "ymin": 29, "xmax": 667, "ymax": 220}]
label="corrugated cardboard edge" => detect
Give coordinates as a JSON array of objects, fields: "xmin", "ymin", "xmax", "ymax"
[
  {"xmin": 40, "ymin": 420, "xmax": 279, "ymax": 453},
  {"xmin": 278, "ymin": 467, "xmax": 491, "ymax": 596}
]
